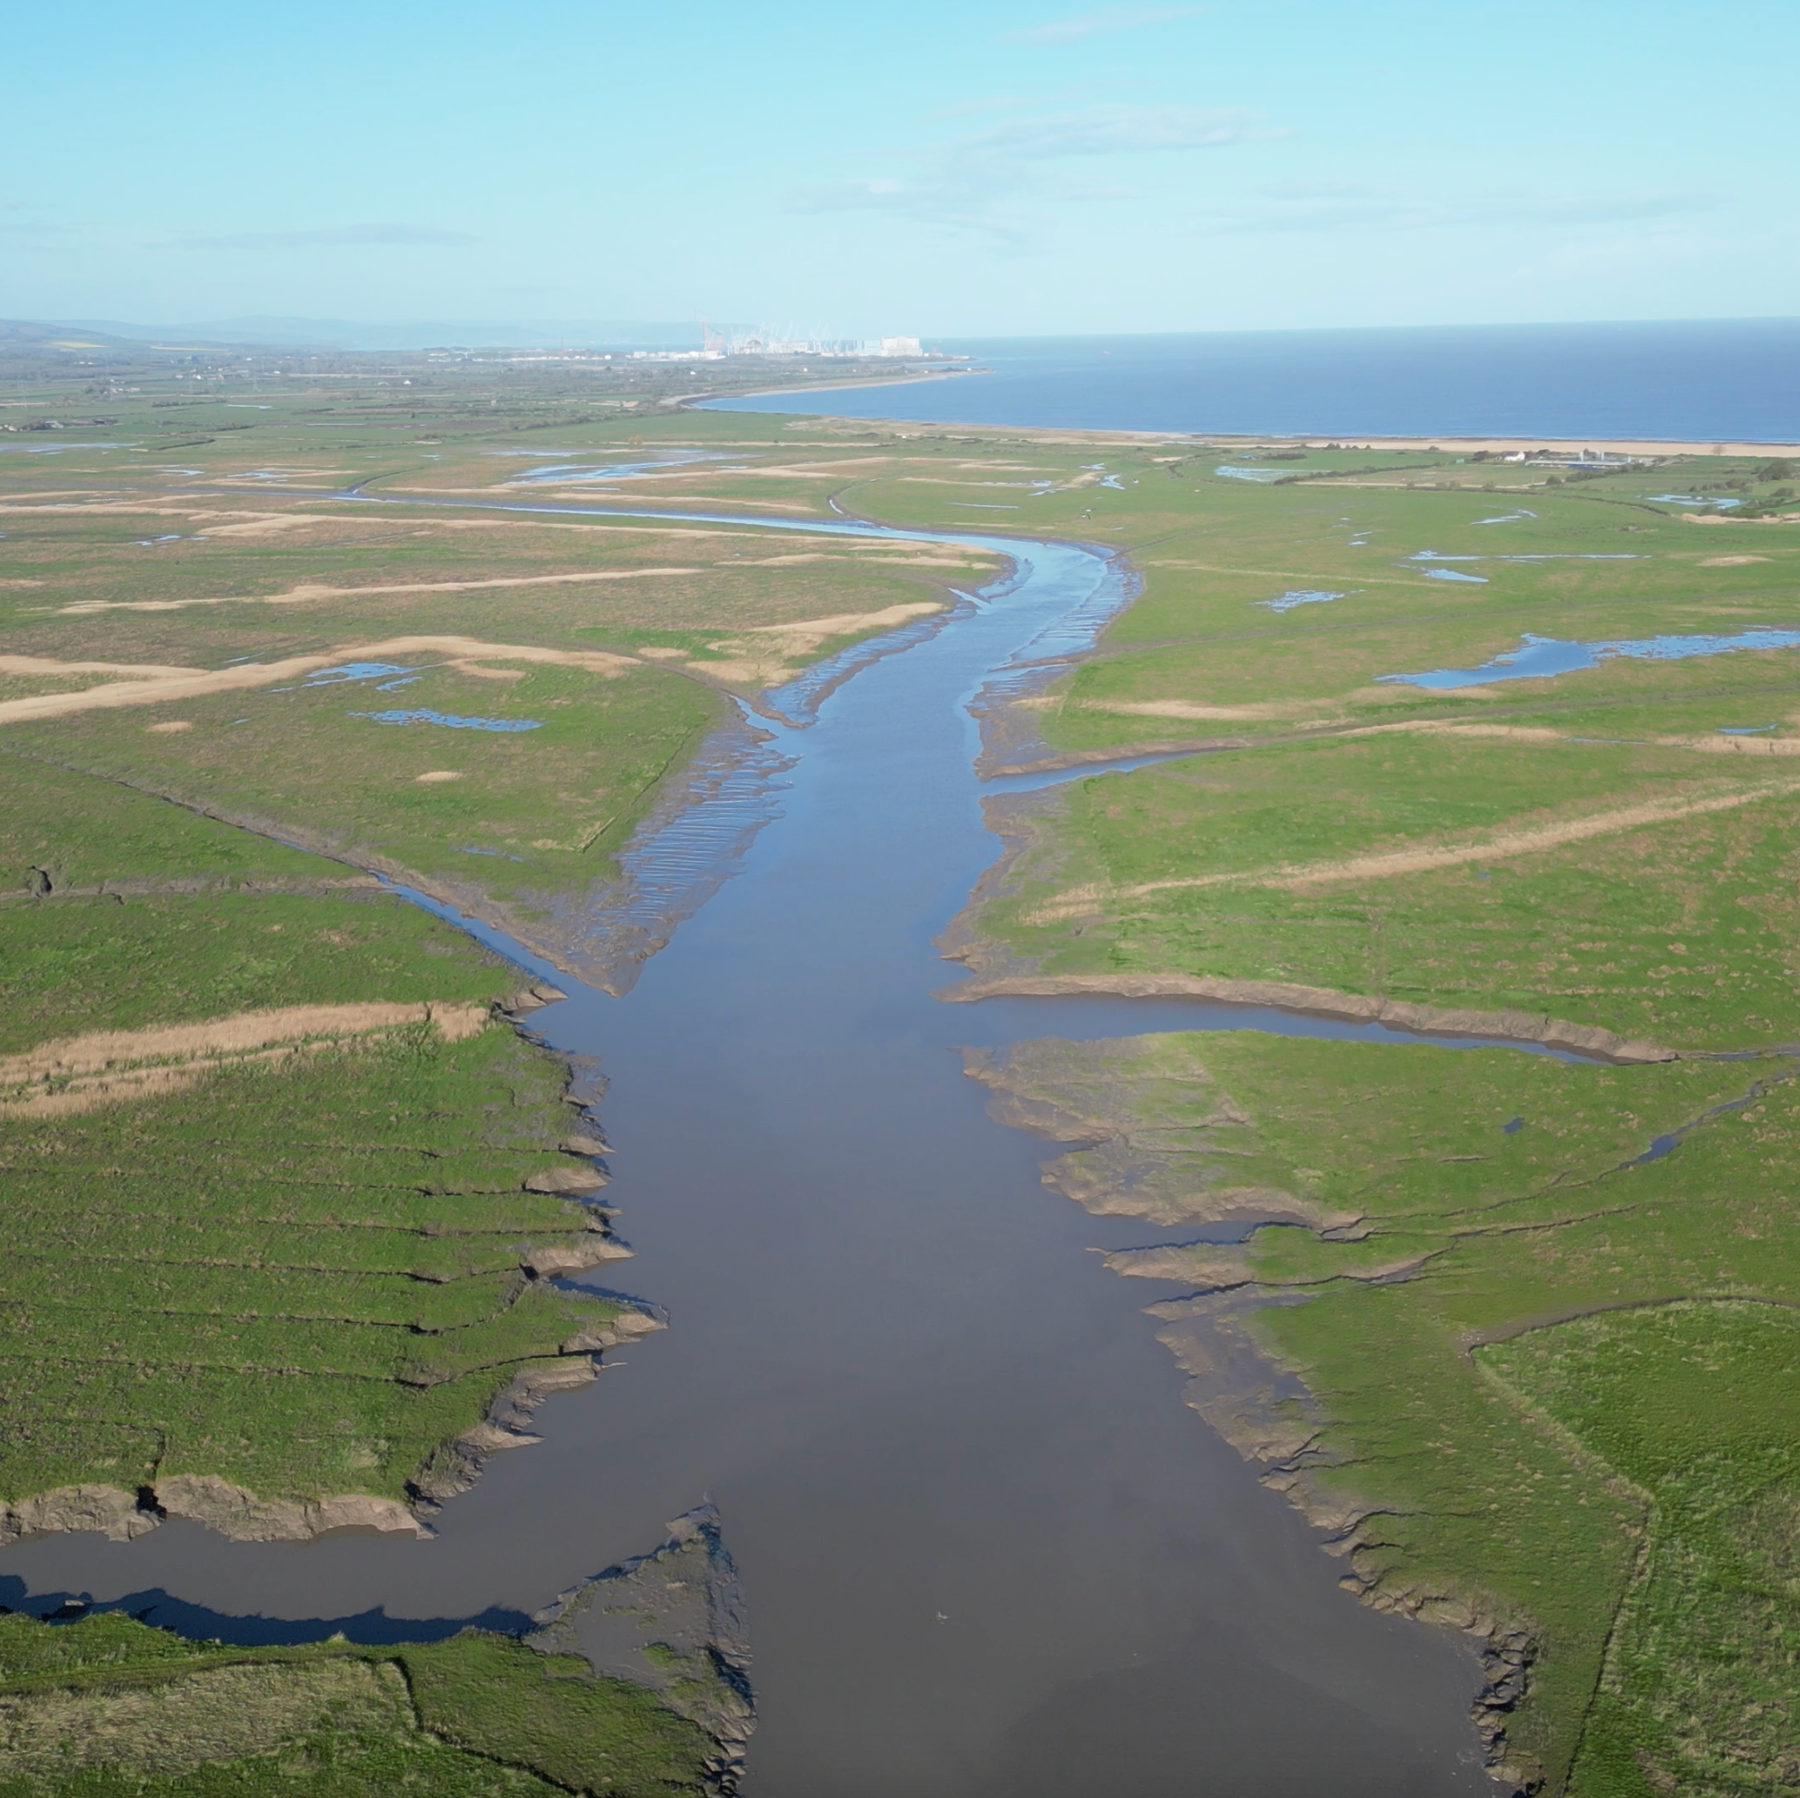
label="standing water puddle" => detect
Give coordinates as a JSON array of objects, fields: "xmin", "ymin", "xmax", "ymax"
[
  {"xmin": 1383, "ymin": 626, "xmax": 1800, "ymax": 690},
  {"xmin": 0, "ymin": 511, "xmax": 1493, "ymax": 1795}
]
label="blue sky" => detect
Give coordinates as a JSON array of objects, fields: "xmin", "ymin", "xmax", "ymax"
[{"xmin": 6, "ymin": 0, "xmax": 1796, "ymax": 337}]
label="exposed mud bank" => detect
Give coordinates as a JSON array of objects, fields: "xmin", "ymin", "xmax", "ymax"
[
  {"xmin": 1148, "ymin": 1289, "xmax": 1542, "ymax": 1796},
  {"xmin": 412, "ymin": 1310, "xmax": 665, "ymax": 1516},
  {"xmin": 963, "ymin": 1036, "xmax": 1542, "ymax": 1793},
  {"xmin": 966, "ymin": 557, "xmax": 1140, "ymax": 777},
  {"xmin": 0, "ymin": 978, "xmax": 654, "ymax": 1551},
  {"xmin": 531, "ymin": 1502, "xmax": 754, "ymax": 1794},
  {"xmin": 0, "ymin": 1311, "xmax": 662, "ymax": 1553},
  {"xmin": 948, "ymin": 973, "xmax": 1678, "ymax": 1065}
]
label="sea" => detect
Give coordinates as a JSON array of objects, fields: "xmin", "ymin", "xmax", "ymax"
[{"xmin": 701, "ymin": 317, "xmax": 1800, "ymax": 444}]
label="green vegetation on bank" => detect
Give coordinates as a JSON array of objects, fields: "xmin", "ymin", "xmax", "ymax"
[
  {"xmin": 1487, "ymin": 1304, "xmax": 1800, "ymax": 1797},
  {"xmin": 0, "ymin": 356, "xmax": 1001, "ymax": 967},
  {"xmin": 968, "ymin": 729, "xmax": 1800, "ymax": 1051},
  {"xmin": 0, "ymin": 1609, "xmax": 715, "ymax": 1795},
  {"xmin": 925, "ymin": 437, "xmax": 1800, "ymax": 1790},
  {"xmin": 0, "ymin": 761, "xmax": 624, "ymax": 1523},
  {"xmin": 971, "ymin": 1030, "xmax": 1800, "ymax": 1795}
]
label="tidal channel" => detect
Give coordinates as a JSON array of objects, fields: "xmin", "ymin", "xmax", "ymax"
[{"xmin": 2, "ymin": 518, "xmax": 1497, "ymax": 1795}]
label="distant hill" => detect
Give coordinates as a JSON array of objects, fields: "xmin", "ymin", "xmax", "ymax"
[
  {"xmin": 0, "ymin": 319, "xmax": 144, "ymax": 350},
  {"xmin": 65, "ymin": 316, "xmax": 713, "ymax": 352}
]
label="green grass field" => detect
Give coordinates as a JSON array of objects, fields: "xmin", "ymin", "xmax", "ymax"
[
  {"xmin": 9, "ymin": 344, "xmax": 1800, "ymax": 1792},
  {"xmin": 0, "ymin": 1609, "xmax": 715, "ymax": 1795},
  {"xmin": 969, "ymin": 1029, "xmax": 1800, "ymax": 1793},
  {"xmin": 0, "ymin": 762, "xmax": 626, "ymax": 1524},
  {"xmin": 929, "ymin": 438, "xmax": 1800, "ymax": 1790}
]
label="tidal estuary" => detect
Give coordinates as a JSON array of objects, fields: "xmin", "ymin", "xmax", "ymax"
[{"xmin": 0, "ymin": 517, "xmax": 1496, "ymax": 1795}]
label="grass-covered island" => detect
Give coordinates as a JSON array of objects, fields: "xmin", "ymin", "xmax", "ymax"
[{"xmin": 4, "ymin": 329, "xmax": 1800, "ymax": 1792}]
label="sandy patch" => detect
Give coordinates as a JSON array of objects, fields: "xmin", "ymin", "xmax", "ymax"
[
  {"xmin": 901, "ymin": 477, "xmax": 1037, "ymax": 489},
  {"xmin": 1356, "ymin": 718, "xmax": 1800, "ymax": 759},
  {"xmin": 0, "ymin": 635, "xmax": 638, "ymax": 727},
  {"xmin": 0, "ymin": 999, "xmax": 489, "ymax": 1118},
  {"xmin": 635, "ymin": 646, "xmax": 688, "ymax": 660},
  {"xmin": 728, "ymin": 458, "xmax": 892, "ymax": 475},
  {"xmin": 1026, "ymin": 780, "xmax": 1800, "ymax": 921},
  {"xmin": 56, "ymin": 566, "xmax": 711, "ymax": 616},
  {"xmin": 415, "ymin": 770, "xmax": 463, "ymax": 782},
  {"xmin": 0, "ymin": 502, "xmax": 195, "ymax": 518},
  {"xmin": 692, "ymin": 601, "xmax": 944, "ymax": 686},
  {"xmin": 1079, "ymin": 698, "xmax": 1310, "ymax": 723},
  {"xmin": 183, "ymin": 512, "xmax": 335, "ymax": 537},
  {"xmin": 448, "ymin": 660, "xmax": 526, "ymax": 681},
  {"xmin": 0, "ymin": 491, "xmax": 126, "ymax": 502},
  {"xmin": 1700, "ymin": 555, "xmax": 1772, "ymax": 566},
  {"xmin": 749, "ymin": 601, "xmax": 942, "ymax": 654},
  {"xmin": 0, "ymin": 579, "xmax": 44, "ymax": 589},
  {"xmin": 863, "ymin": 552, "xmax": 993, "ymax": 566},
  {"xmin": 0, "ymin": 655, "xmax": 202, "ymax": 680},
  {"xmin": 1686, "ymin": 513, "xmax": 1800, "ymax": 526},
  {"xmin": 146, "ymin": 720, "xmax": 193, "ymax": 733}
]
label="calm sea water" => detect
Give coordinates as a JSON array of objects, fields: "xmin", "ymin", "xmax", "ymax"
[{"xmin": 704, "ymin": 319, "xmax": 1800, "ymax": 443}]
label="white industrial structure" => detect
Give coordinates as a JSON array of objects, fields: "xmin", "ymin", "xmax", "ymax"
[{"xmin": 671, "ymin": 322, "xmax": 931, "ymax": 359}]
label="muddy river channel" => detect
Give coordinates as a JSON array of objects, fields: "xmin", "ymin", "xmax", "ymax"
[{"xmin": 2, "ymin": 518, "xmax": 1498, "ymax": 1795}]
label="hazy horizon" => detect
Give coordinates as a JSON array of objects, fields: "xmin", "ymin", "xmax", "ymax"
[{"xmin": 23, "ymin": 313, "xmax": 1800, "ymax": 358}]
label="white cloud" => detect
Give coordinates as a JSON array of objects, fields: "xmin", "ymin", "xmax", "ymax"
[
  {"xmin": 975, "ymin": 103, "xmax": 1270, "ymax": 157},
  {"xmin": 788, "ymin": 102, "xmax": 1278, "ymax": 240},
  {"xmin": 1189, "ymin": 183, "xmax": 1715, "ymax": 236},
  {"xmin": 1007, "ymin": 5, "xmax": 1210, "ymax": 44},
  {"xmin": 177, "ymin": 222, "xmax": 477, "ymax": 251}
]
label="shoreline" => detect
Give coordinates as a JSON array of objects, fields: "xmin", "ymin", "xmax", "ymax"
[
  {"xmin": 699, "ymin": 395, "xmax": 1800, "ymax": 458},
  {"xmin": 940, "ymin": 972, "xmax": 1680, "ymax": 1064},
  {"xmin": 688, "ymin": 366, "xmax": 980, "ymax": 405}
]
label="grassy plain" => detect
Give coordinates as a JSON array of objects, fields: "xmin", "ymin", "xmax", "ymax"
[
  {"xmin": 930, "ymin": 438, "xmax": 1800, "ymax": 1789},
  {"xmin": 971, "ymin": 1029, "xmax": 1800, "ymax": 1794},
  {"xmin": 11, "ymin": 341, "xmax": 1800, "ymax": 1789},
  {"xmin": 0, "ymin": 763, "xmax": 628, "ymax": 1522},
  {"xmin": 0, "ymin": 358, "xmax": 1002, "ymax": 968}
]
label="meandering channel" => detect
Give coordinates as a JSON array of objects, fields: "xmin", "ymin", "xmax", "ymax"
[{"xmin": 1, "ymin": 514, "xmax": 1499, "ymax": 1795}]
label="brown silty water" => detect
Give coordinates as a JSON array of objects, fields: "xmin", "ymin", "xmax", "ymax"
[{"xmin": 2, "ymin": 522, "xmax": 1500, "ymax": 1796}]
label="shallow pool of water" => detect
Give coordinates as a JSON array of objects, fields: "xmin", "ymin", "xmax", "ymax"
[
  {"xmin": 1259, "ymin": 588, "xmax": 1346, "ymax": 612},
  {"xmin": 1383, "ymin": 626, "xmax": 1800, "ymax": 689},
  {"xmin": 501, "ymin": 449, "xmax": 741, "ymax": 485},
  {"xmin": 353, "ymin": 708, "xmax": 543, "ymax": 731}
]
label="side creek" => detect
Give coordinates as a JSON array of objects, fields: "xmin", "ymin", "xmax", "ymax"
[{"xmin": 2, "ymin": 520, "xmax": 1504, "ymax": 1795}]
